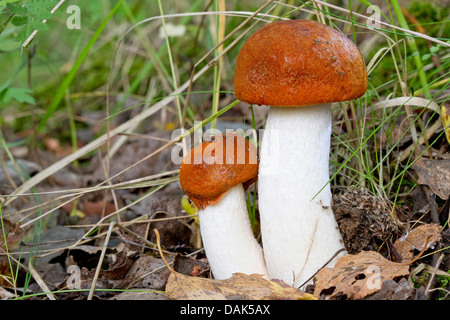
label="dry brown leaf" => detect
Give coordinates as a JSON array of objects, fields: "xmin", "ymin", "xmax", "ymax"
[
  {"xmin": 0, "ymin": 219, "xmax": 22, "ymax": 251},
  {"xmin": 165, "ymin": 272, "xmax": 316, "ymax": 300},
  {"xmin": 313, "ymin": 251, "xmax": 410, "ymax": 300},
  {"xmin": 413, "ymin": 159, "xmax": 450, "ymax": 200},
  {"xmin": 0, "ymin": 286, "xmax": 16, "ymax": 299},
  {"xmin": 393, "ymin": 223, "xmax": 442, "ymax": 262}
]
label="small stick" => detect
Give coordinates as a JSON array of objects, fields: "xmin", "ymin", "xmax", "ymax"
[
  {"xmin": 87, "ymin": 221, "xmax": 116, "ymax": 300},
  {"xmin": 1, "ymin": 246, "xmax": 55, "ymax": 300},
  {"xmin": 28, "ymin": 262, "xmax": 56, "ymax": 300},
  {"xmin": 407, "ymin": 236, "xmax": 430, "ymax": 265},
  {"xmin": 115, "ymin": 223, "xmax": 157, "ymax": 250},
  {"xmin": 297, "ymin": 248, "xmax": 347, "ymax": 290},
  {"xmin": 153, "ymin": 228, "xmax": 174, "ymax": 273},
  {"xmin": 425, "ymin": 253, "xmax": 445, "ymax": 298}
]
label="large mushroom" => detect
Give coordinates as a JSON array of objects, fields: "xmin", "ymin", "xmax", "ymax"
[
  {"xmin": 234, "ymin": 20, "xmax": 368, "ymax": 287},
  {"xmin": 179, "ymin": 133, "xmax": 268, "ymax": 280}
]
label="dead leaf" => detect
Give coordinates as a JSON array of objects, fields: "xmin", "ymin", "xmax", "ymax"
[
  {"xmin": 0, "ymin": 219, "xmax": 22, "ymax": 251},
  {"xmin": 81, "ymin": 200, "xmax": 117, "ymax": 216},
  {"xmin": 118, "ymin": 254, "xmax": 172, "ymax": 290},
  {"xmin": 313, "ymin": 251, "xmax": 410, "ymax": 300},
  {"xmin": 0, "ymin": 286, "xmax": 16, "ymax": 299},
  {"xmin": 165, "ymin": 272, "xmax": 316, "ymax": 300},
  {"xmin": 0, "ymin": 160, "xmax": 41, "ymax": 192},
  {"xmin": 0, "ymin": 256, "xmax": 14, "ymax": 287},
  {"xmin": 413, "ymin": 159, "xmax": 450, "ymax": 200},
  {"xmin": 43, "ymin": 137, "xmax": 74, "ymax": 157},
  {"xmin": 60, "ymin": 266, "xmax": 111, "ymax": 292},
  {"xmin": 87, "ymin": 132, "xmax": 176, "ymax": 185},
  {"xmin": 364, "ymin": 278, "xmax": 415, "ymax": 300},
  {"xmin": 88, "ymin": 250, "xmax": 134, "ymax": 280},
  {"xmin": 110, "ymin": 291, "xmax": 170, "ymax": 300},
  {"xmin": 148, "ymin": 199, "xmax": 192, "ymax": 249},
  {"xmin": 394, "ymin": 223, "xmax": 442, "ymax": 262},
  {"xmin": 173, "ymin": 254, "xmax": 209, "ymax": 277}
]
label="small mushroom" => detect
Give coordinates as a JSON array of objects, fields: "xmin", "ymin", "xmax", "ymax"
[
  {"xmin": 179, "ymin": 133, "xmax": 268, "ymax": 280},
  {"xmin": 234, "ymin": 20, "xmax": 368, "ymax": 287}
]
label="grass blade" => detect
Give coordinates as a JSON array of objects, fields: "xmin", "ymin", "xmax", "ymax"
[{"xmin": 36, "ymin": 0, "xmax": 124, "ymax": 133}]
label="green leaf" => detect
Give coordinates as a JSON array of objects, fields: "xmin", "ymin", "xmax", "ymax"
[
  {"xmin": 4, "ymin": 0, "xmax": 59, "ymax": 45},
  {"xmin": 11, "ymin": 15, "xmax": 27, "ymax": 26},
  {"xmin": 421, "ymin": 53, "xmax": 431, "ymax": 61},
  {"xmin": 27, "ymin": 3, "xmax": 53, "ymax": 21},
  {"xmin": 30, "ymin": 20, "xmax": 48, "ymax": 31},
  {"xmin": 429, "ymin": 45, "xmax": 440, "ymax": 53},
  {"xmin": 5, "ymin": 2, "xmax": 27, "ymax": 15},
  {"xmin": 15, "ymin": 23, "xmax": 31, "ymax": 42},
  {"xmin": 0, "ymin": 0, "xmax": 22, "ymax": 6},
  {"xmin": 0, "ymin": 87, "xmax": 35, "ymax": 104}
]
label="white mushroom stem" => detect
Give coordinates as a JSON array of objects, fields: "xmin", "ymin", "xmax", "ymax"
[
  {"xmin": 199, "ymin": 183, "xmax": 269, "ymax": 280},
  {"xmin": 258, "ymin": 103, "xmax": 347, "ymax": 288}
]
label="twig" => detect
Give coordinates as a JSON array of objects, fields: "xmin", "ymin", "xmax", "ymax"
[
  {"xmin": 87, "ymin": 221, "xmax": 116, "ymax": 300},
  {"xmin": 28, "ymin": 261, "xmax": 56, "ymax": 300},
  {"xmin": 424, "ymin": 253, "xmax": 445, "ymax": 298},
  {"xmin": 424, "ymin": 188, "xmax": 440, "ymax": 224},
  {"xmin": 398, "ymin": 119, "xmax": 443, "ymax": 162},
  {"xmin": 22, "ymin": 0, "xmax": 66, "ymax": 48},
  {"xmin": 66, "ymin": 213, "xmax": 195, "ymax": 229},
  {"xmin": 407, "ymin": 236, "xmax": 430, "ymax": 265},
  {"xmin": 153, "ymin": 228, "xmax": 174, "ymax": 273},
  {"xmin": 115, "ymin": 223, "xmax": 157, "ymax": 250},
  {"xmin": 297, "ymin": 248, "xmax": 347, "ymax": 290},
  {"xmin": 125, "ymin": 247, "xmax": 204, "ymax": 289}
]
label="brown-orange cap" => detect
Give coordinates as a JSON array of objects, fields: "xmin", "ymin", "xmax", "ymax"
[
  {"xmin": 234, "ymin": 20, "xmax": 368, "ymax": 107},
  {"xmin": 179, "ymin": 133, "xmax": 258, "ymax": 210}
]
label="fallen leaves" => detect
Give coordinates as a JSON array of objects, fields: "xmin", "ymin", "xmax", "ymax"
[
  {"xmin": 0, "ymin": 219, "xmax": 22, "ymax": 251},
  {"xmin": 413, "ymin": 159, "xmax": 450, "ymax": 200},
  {"xmin": 166, "ymin": 272, "xmax": 316, "ymax": 300},
  {"xmin": 393, "ymin": 223, "xmax": 442, "ymax": 262},
  {"xmin": 155, "ymin": 228, "xmax": 315, "ymax": 300},
  {"xmin": 1, "ymin": 186, "xmax": 444, "ymax": 301},
  {"xmin": 313, "ymin": 251, "xmax": 410, "ymax": 300},
  {"xmin": 313, "ymin": 223, "xmax": 445, "ymax": 300}
]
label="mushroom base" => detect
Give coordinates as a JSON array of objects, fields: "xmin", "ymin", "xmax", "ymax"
[
  {"xmin": 258, "ymin": 103, "xmax": 347, "ymax": 288},
  {"xmin": 199, "ymin": 183, "xmax": 268, "ymax": 280}
]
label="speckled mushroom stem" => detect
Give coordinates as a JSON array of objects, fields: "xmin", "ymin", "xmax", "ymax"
[
  {"xmin": 199, "ymin": 183, "xmax": 269, "ymax": 280},
  {"xmin": 258, "ymin": 103, "xmax": 346, "ymax": 288}
]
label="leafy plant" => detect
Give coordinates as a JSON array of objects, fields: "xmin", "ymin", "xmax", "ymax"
[
  {"xmin": 0, "ymin": 0, "xmax": 58, "ymax": 107},
  {"xmin": 0, "ymin": 58, "xmax": 35, "ymax": 107},
  {"xmin": 0, "ymin": 86, "xmax": 35, "ymax": 104},
  {"xmin": 436, "ymin": 272, "xmax": 450, "ymax": 300},
  {"xmin": 3, "ymin": 0, "xmax": 57, "ymax": 43}
]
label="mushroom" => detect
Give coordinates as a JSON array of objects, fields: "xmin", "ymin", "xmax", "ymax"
[
  {"xmin": 179, "ymin": 133, "xmax": 268, "ymax": 280},
  {"xmin": 234, "ymin": 20, "xmax": 368, "ymax": 287}
]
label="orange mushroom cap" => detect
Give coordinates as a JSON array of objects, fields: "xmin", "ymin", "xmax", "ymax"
[
  {"xmin": 179, "ymin": 133, "xmax": 259, "ymax": 210},
  {"xmin": 234, "ymin": 20, "xmax": 368, "ymax": 107}
]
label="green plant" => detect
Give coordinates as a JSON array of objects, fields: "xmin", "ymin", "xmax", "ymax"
[{"xmin": 2, "ymin": 0, "xmax": 57, "ymax": 43}]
